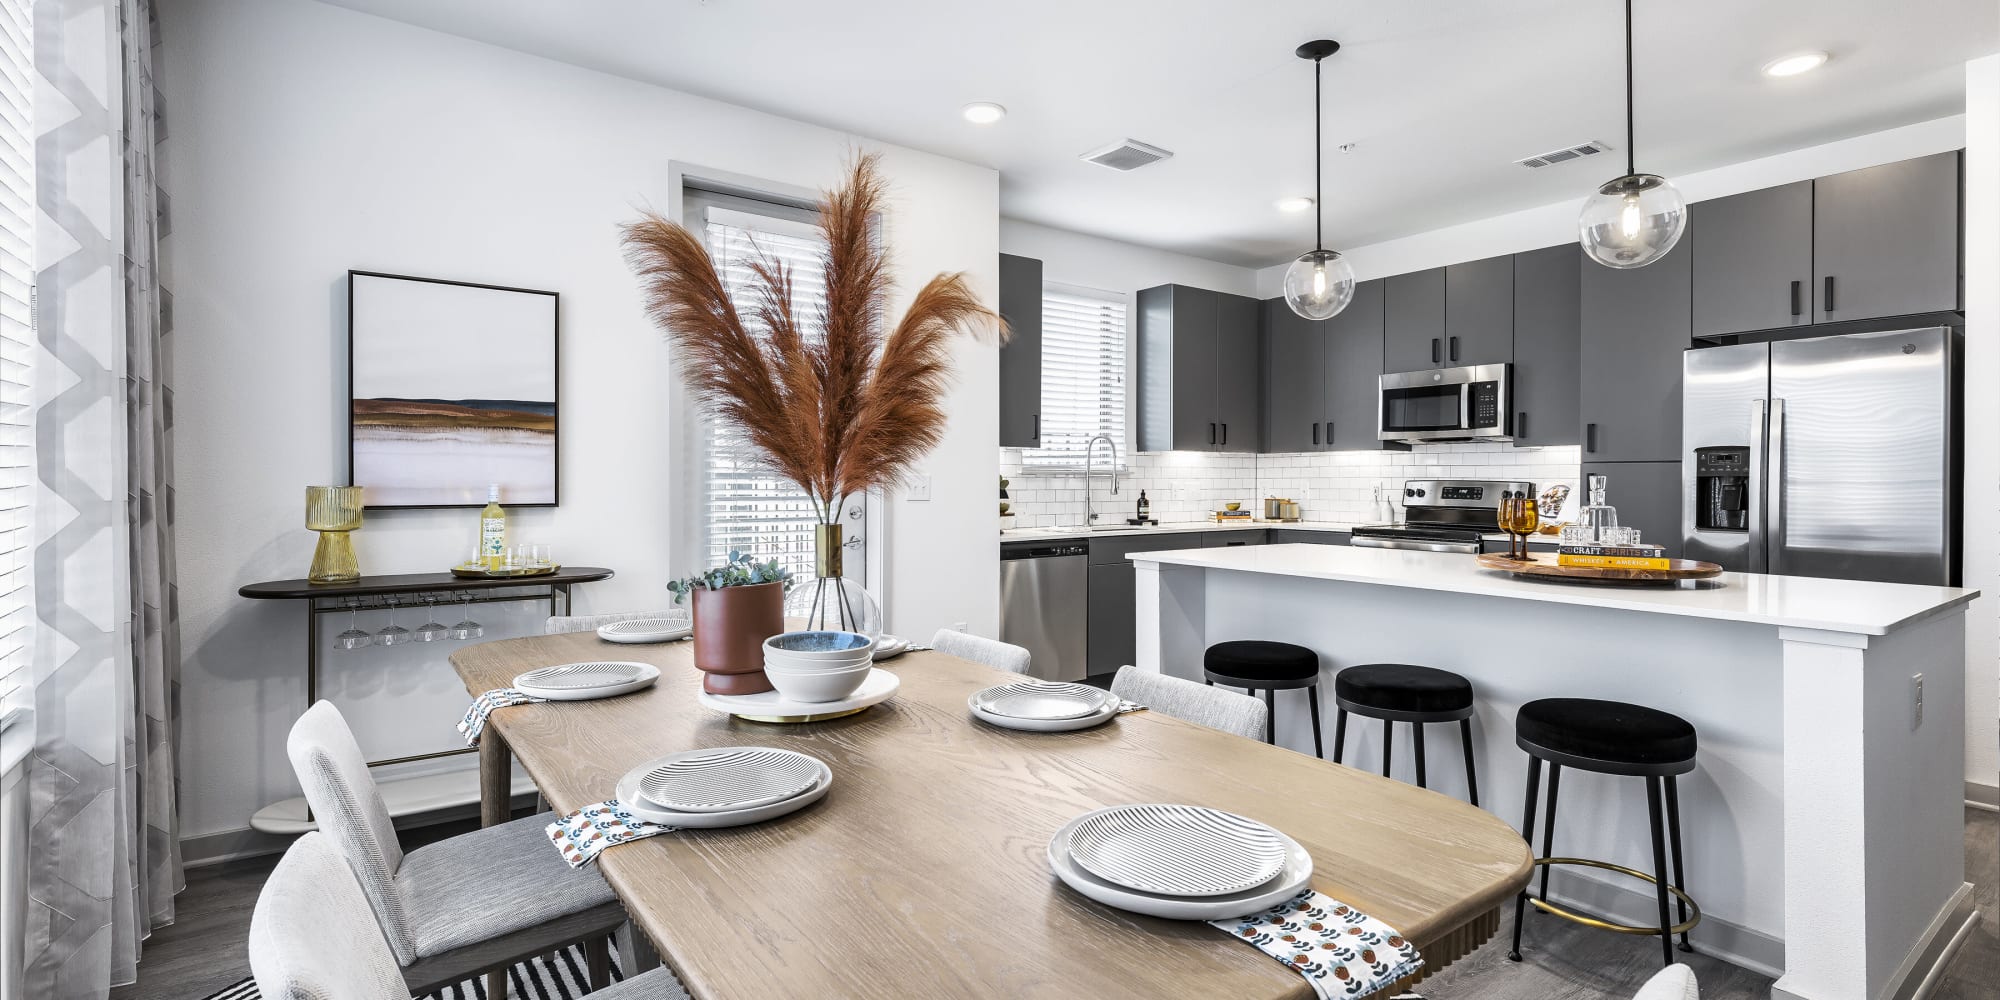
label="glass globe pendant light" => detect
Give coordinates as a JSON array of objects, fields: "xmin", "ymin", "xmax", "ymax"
[
  {"xmin": 1283, "ymin": 39, "xmax": 1355, "ymax": 320},
  {"xmin": 1579, "ymin": 0, "xmax": 1686, "ymax": 269}
]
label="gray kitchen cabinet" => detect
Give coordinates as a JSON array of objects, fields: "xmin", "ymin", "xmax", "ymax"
[
  {"xmin": 1215, "ymin": 292, "xmax": 1262, "ymax": 452},
  {"xmin": 1579, "ymin": 461, "xmax": 1683, "ymax": 557},
  {"xmin": 1510, "ymin": 245, "xmax": 1580, "ymax": 447},
  {"xmin": 1383, "ymin": 267, "xmax": 1447, "ymax": 372},
  {"xmin": 1444, "ymin": 255, "xmax": 1514, "ymax": 366},
  {"xmin": 1088, "ymin": 533, "xmax": 1202, "ymax": 565},
  {"xmin": 1690, "ymin": 181, "xmax": 1813, "ymax": 339},
  {"xmin": 997, "ymin": 253, "xmax": 1044, "ymax": 448},
  {"xmin": 1814, "ymin": 150, "xmax": 1962, "ymax": 324},
  {"xmin": 1137, "ymin": 284, "xmax": 1262, "ymax": 452},
  {"xmin": 1261, "ymin": 298, "xmax": 1325, "ymax": 452},
  {"xmin": 1086, "ymin": 563, "xmax": 1135, "ymax": 675},
  {"xmin": 1202, "ymin": 530, "xmax": 1267, "ymax": 547},
  {"xmin": 1267, "ymin": 529, "xmax": 1350, "ymax": 545},
  {"xmin": 1325, "ymin": 279, "xmax": 1389, "ymax": 449},
  {"xmin": 1579, "ymin": 234, "xmax": 1690, "ymax": 463}
]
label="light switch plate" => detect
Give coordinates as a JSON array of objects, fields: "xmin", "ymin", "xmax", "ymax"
[
  {"xmin": 907, "ymin": 473, "xmax": 931, "ymax": 501},
  {"xmin": 1913, "ymin": 673, "xmax": 1924, "ymax": 727}
]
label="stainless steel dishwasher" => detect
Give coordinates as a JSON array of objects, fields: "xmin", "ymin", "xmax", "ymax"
[{"xmin": 998, "ymin": 541, "xmax": 1089, "ymax": 682}]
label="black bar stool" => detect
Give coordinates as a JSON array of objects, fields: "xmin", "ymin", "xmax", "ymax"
[
  {"xmin": 1508, "ymin": 697, "xmax": 1701, "ymax": 967},
  {"xmin": 1330, "ymin": 664, "xmax": 1479, "ymax": 806},
  {"xmin": 1202, "ymin": 640, "xmax": 1322, "ymax": 756}
]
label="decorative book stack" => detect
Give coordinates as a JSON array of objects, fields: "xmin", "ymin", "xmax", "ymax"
[{"xmin": 1556, "ymin": 542, "xmax": 1672, "ymax": 571}]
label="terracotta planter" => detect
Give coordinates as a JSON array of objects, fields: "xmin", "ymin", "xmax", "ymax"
[{"xmin": 690, "ymin": 582, "xmax": 784, "ymax": 695}]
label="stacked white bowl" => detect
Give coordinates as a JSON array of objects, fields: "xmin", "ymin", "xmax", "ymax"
[{"xmin": 762, "ymin": 631, "xmax": 877, "ymax": 703}]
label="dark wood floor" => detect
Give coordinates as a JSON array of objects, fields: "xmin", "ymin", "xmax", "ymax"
[{"xmin": 117, "ymin": 808, "xmax": 1997, "ymax": 1000}]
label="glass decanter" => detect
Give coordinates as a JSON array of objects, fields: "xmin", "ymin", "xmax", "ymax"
[{"xmin": 1575, "ymin": 474, "xmax": 1619, "ymax": 543}]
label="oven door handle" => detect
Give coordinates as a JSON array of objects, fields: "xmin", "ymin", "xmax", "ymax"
[{"xmin": 1350, "ymin": 535, "xmax": 1483, "ymax": 555}]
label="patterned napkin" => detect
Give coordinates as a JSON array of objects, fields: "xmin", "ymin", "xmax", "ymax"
[
  {"xmin": 1209, "ymin": 890, "xmax": 1423, "ymax": 999},
  {"xmin": 1116, "ymin": 700, "xmax": 1147, "ymax": 714},
  {"xmin": 456, "ymin": 688, "xmax": 545, "ymax": 746},
  {"xmin": 546, "ymin": 799, "xmax": 676, "ymax": 869}
]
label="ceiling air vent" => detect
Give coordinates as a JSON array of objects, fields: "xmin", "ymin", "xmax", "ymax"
[
  {"xmin": 1516, "ymin": 140, "xmax": 1612, "ymax": 169},
  {"xmin": 1080, "ymin": 138, "xmax": 1175, "ymax": 171}
]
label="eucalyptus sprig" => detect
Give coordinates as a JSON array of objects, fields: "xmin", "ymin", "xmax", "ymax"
[{"xmin": 666, "ymin": 549, "xmax": 795, "ymax": 604}]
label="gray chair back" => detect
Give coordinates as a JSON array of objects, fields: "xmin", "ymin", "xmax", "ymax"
[
  {"xmin": 931, "ymin": 628, "xmax": 1032, "ymax": 675},
  {"xmin": 1111, "ymin": 665, "xmax": 1267, "ymax": 741},
  {"xmin": 286, "ymin": 701, "xmax": 419, "ymax": 964},
  {"xmin": 249, "ymin": 832, "xmax": 412, "ymax": 1000},
  {"xmin": 546, "ymin": 609, "xmax": 687, "ymax": 635},
  {"xmin": 1633, "ymin": 965, "xmax": 1700, "ymax": 1000}
]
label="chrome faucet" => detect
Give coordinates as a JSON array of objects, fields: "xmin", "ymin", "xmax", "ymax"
[{"xmin": 1084, "ymin": 434, "xmax": 1120, "ymax": 524}]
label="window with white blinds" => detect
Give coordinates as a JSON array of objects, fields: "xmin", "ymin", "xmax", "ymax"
[
  {"xmin": 690, "ymin": 190, "xmax": 861, "ymax": 588},
  {"xmin": 1021, "ymin": 286, "xmax": 1128, "ymax": 469},
  {"xmin": 0, "ymin": 0, "xmax": 30, "ymax": 729}
]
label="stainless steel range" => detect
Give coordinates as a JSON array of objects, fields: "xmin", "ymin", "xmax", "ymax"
[{"xmin": 1348, "ymin": 479, "xmax": 1537, "ymax": 554}]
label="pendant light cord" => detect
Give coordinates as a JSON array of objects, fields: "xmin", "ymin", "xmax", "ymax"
[
  {"xmin": 1624, "ymin": 0, "xmax": 1636, "ymax": 177},
  {"xmin": 1313, "ymin": 53, "xmax": 1324, "ymax": 251}
]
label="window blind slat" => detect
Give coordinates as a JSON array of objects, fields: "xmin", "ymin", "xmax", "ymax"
[
  {"xmin": 0, "ymin": 0, "xmax": 28, "ymax": 719},
  {"xmin": 1021, "ymin": 287, "xmax": 1127, "ymax": 469}
]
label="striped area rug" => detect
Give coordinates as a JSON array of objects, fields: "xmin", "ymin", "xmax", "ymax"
[{"xmin": 202, "ymin": 943, "xmax": 621, "ymax": 1000}]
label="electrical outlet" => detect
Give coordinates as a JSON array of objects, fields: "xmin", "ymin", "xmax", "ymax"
[
  {"xmin": 1913, "ymin": 673, "xmax": 1924, "ymax": 727},
  {"xmin": 952, "ymin": 622, "xmax": 969, "ymax": 633},
  {"xmin": 906, "ymin": 474, "xmax": 932, "ymax": 501}
]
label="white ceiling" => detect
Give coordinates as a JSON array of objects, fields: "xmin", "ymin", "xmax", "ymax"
[{"xmin": 320, "ymin": 0, "xmax": 1998, "ymax": 267}]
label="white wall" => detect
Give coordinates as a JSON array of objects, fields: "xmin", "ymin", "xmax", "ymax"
[
  {"xmin": 162, "ymin": 0, "xmax": 999, "ymax": 844},
  {"xmin": 1257, "ymin": 111, "xmax": 1998, "ymax": 790}
]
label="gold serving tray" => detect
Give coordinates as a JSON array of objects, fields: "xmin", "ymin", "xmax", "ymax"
[
  {"xmin": 1475, "ymin": 552, "xmax": 1723, "ymax": 583},
  {"xmin": 450, "ymin": 564, "xmax": 562, "ymax": 579}
]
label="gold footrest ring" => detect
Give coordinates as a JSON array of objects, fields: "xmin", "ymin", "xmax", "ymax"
[{"xmin": 1525, "ymin": 857, "xmax": 1701, "ymax": 937}]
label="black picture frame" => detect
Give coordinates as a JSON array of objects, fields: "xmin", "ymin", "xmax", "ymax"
[{"xmin": 345, "ymin": 269, "xmax": 561, "ymax": 510}]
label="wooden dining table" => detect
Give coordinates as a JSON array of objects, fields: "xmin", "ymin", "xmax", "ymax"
[{"xmin": 453, "ymin": 631, "xmax": 1532, "ymax": 999}]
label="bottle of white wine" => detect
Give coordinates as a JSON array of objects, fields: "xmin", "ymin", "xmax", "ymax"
[{"xmin": 480, "ymin": 484, "xmax": 506, "ymax": 571}]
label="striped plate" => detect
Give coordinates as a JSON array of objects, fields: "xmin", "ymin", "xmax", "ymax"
[
  {"xmin": 638, "ymin": 747, "xmax": 823, "ymax": 813},
  {"xmin": 1066, "ymin": 803, "xmax": 1287, "ymax": 897},
  {"xmin": 597, "ymin": 615, "xmax": 691, "ymax": 643},
  {"xmin": 514, "ymin": 661, "xmax": 651, "ymax": 691},
  {"xmin": 970, "ymin": 681, "xmax": 1115, "ymax": 721}
]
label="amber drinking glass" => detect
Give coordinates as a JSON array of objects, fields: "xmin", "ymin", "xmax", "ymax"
[{"xmin": 1501, "ymin": 497, "xmax": 1539, "ymax": 559}]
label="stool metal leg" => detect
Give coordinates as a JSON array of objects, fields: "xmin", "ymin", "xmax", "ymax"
[
  {"xmin": 1412, "ymin": 722, "xmax": 1428, "ymax": 788},
  {"xmin": 1332, "ymin": 708, "xmax": 1347, "ymax": 764},
  {"xmin": 1262, "ymin": 688, "xmax": 1275, "ymax": 745},
  {"xmin": 1509, "ymin": 755, "xmax": 1543, "ymax": 962},
  {"xmin": 1665, "ymin": 775, "xmax": 1693, "ymax": 952},
  {"xmin": 1458, "ymin": 718, "xmax": 1480, "ymax": 808},
  {"xmin": 1538, "ymin": 764, "xmax": 1561, "ymax": 907},
  {"xmin": 1645, "ymin": 776, "xmax": 1676, "ymax": 967},
  {"xmin": 1381, "ymin": 720, "xmax": 1394, "ymax": 779},
  {"xmin": 1306, "ymin": 685, "xmax": 1324, "ymax": 759}
]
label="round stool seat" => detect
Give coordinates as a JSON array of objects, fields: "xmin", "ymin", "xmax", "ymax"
[
  {"xmin": 1516, "ymin": 698, "xmax": 1697, "ymax": 774},
  {"xmin": 1334, "ymin": 664, "xmax": 1474, "ymax": 718},
  {"xmin": 1203, "ymin": 640, "xmax": 1317, "ymax": 686}
]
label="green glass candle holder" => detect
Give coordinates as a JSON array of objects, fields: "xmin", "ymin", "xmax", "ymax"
[{"xmin": 306, "ymin": 486, "xmax": 363, "ymax": 583}]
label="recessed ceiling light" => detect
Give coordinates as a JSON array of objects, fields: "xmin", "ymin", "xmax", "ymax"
[
  {"xmin": 961, "ymin": 102, "xmax": 1007, "ymax": 124},
  {"xmin": 1275, "ymin": 196, "xmax": 1315, "ymax": 213},
  {"xmin": 1762, "ymin": 51, "xmax": 1829, "ymax": 78}
]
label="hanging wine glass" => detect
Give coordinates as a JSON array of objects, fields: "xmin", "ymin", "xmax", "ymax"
[
  {"xmin": 448, "ymin": 593, "xmax": 483, "ymax": 640},
  {"xmin": 375, "ymin": 597, "xmax": 412, "ymax": 646},
  {"xmin": 335, "ymin": 600, "xmax": 373, "ymax": 651},
  {"xmin": 415, "ymin": 594, "xmax": 450, "ymax": 642}
]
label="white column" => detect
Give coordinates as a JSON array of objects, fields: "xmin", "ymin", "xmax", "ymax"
[
  {"xmin": 1963, "ymin": 54, "xmax": 2000, "ymax": 802},
  {"xmin": 1132, "ymin": 560, "xmax": 1206, "ymax": 681}
]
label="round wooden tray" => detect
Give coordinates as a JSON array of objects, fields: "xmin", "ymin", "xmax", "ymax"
[
  {"xmin": 449, "ymin": 564, "xmax": 561, "ymax": 579},
  {"xmin": 1475, "ymin": 552, "xmax": 1723, "ymax": 583}
]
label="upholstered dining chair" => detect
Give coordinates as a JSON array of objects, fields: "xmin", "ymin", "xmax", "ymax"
[
  {"xmin": 1110, "ymin": 665, "xmax": 1268, "ymax": 741},
  {"xmin": 251, "ymin": 832, "xmax": 690, "ymax": 1000},
  {"xmin": 931, "ymin": 628, "xmax": 1033, "ymax": 674},
  {"xmin": 286, "ymin": 701, "xmax": 638, "ymax": 999},
  {"xmin": 546, "ymin": 610, "xmax": 685, "ymax": 635},
  {"xmin": 1632, "ymin": 964, "xmax": 1700, "ymax": 1000}
]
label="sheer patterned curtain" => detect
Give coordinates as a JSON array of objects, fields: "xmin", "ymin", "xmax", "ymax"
[{"xmin": 26, "ymin": 1, "xmax": 181, "ymax": 997}]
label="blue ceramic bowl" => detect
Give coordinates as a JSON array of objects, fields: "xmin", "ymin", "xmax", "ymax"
[{"xmin": 763, "ymin": 630, "xmax": 875, "ymax": 658}]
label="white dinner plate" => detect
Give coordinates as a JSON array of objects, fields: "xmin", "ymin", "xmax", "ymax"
[
  {"xmin": 638, "ymin": 747, "xmax": 823, "ymax": 813},
  {"xmin": 512, "ymin": 661, "xmax": 660, "ymax": 701},
  {"xmin": 1047, "ymin": 813, "xmax": 1313, "ymax": 921},
  {"xmin": 1066, "ymin": 803, "xmax": 1287, "ymax": 897},
  {"xmin": 597, "ymin": 616, "xmax": 692, "ymax": 644},
  {"xmin": 614, "ymin": 753, "xmax": 832, "ymax": 829},
  {"xmin": 871, "ymin": 634, "xmax": 910, "ymax": 661},
  {"xmin": 969, "ymin": 681, "xmax": 1115, "ymax": 721},
  {"xmin": 697, "ymin": 667, "xmax": 900, "ymax": 722},
  {"xmin": 969, "ymin": 696, "xmax": 1118, "ymax": 733}
]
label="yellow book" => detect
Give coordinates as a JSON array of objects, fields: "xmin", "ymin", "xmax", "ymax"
[{"xmin": 1558, "ymin": 553, "xmax": 1672, "ymax": 570}]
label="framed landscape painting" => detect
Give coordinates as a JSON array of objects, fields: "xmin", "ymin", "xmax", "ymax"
[{"xmin": 347, "ymin": 271, "xmax": 559, "ymax": 508}]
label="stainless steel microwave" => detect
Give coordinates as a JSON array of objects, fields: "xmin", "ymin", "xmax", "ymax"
[{"xmin": 1378, "ymin": 364, "xmax": 1512, "ymax": 443}]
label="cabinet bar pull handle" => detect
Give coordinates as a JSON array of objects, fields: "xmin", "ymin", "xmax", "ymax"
[
  {"xmin": 1220, "ymin": 423, "xmax": 1228, "ymax": 446},
  {"xmin": 1431, "ymin": 338, "xmax": 1441, "ymax": 364},
  {"xmin": 1517, "ymin": 411, "xmax": 1527, "ymax": 439},
  {"xmin": 1790, "ymin": 281, "xmax": 1801, "ymax": 317},
  {"xmin": 1449, "ymin": 336, "xmax": 1459, "ymax": 363},
  {"xmin": 1031, "ymin": 414, "xmax": 1039, "ymax": 441},
  {"xmin": 1586, "ymin": 422, "xmax": 1597, "ymax": 453},
  {"xmin": 1824, "ymin": 275, "xmax": 1835, "ymax": 313},
  {"xmin": 1312, "ymin": 422, "xmax": 1319, "ymax": 446},
  {"xmin": 1209, "ymin": 422, "xmax": 1216, "ymax": 445},
  {"xmin": 1326, "ymin": 421, "xmax": 1334, "ymax": 446}
]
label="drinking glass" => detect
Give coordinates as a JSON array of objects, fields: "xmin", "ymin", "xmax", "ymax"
[
  {"xmin": 1501, "ymin": 497, "xmax": 1538, "ymax": 559},
  {"xmin": 448, "ymin": 594, "xmax": 483, "ymax": 640},
  {"xmin": 527, "ymin": 544, "xmax": 551, "ymax": 569},
  {"xmin": 415, "ymin": 595, "xmax": 450, "ymax": 642},
  {"xmin": 335, "ymin": 601, "xmax": 373, "ymax": 651},
  {"xmin": 375, "ymin": 598, "xmax": 411, "ymax": 646}
]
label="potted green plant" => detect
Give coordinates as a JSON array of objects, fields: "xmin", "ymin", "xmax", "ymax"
[{"xmin": 668, "ymin": 551, "xmax": 794, "ymax": 695}]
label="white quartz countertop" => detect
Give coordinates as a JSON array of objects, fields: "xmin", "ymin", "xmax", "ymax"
[
  {"xmin": 1000, "ymin": 519, "xmax": 1362, "ymax": 542},
  {"xmin": 1128, "ymin": 543, "xmax": 1978, "ymax": 636}
]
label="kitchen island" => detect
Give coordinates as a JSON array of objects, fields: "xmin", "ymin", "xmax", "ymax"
[{"xmin": 1129, "ymin": 543, "xmax": 1977, "ymax": 1000}]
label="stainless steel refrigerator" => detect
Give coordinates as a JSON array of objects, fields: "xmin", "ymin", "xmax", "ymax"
[{"xmin": 1682, "ymin": 326, "xmax": 1960, "ymax": 585}]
